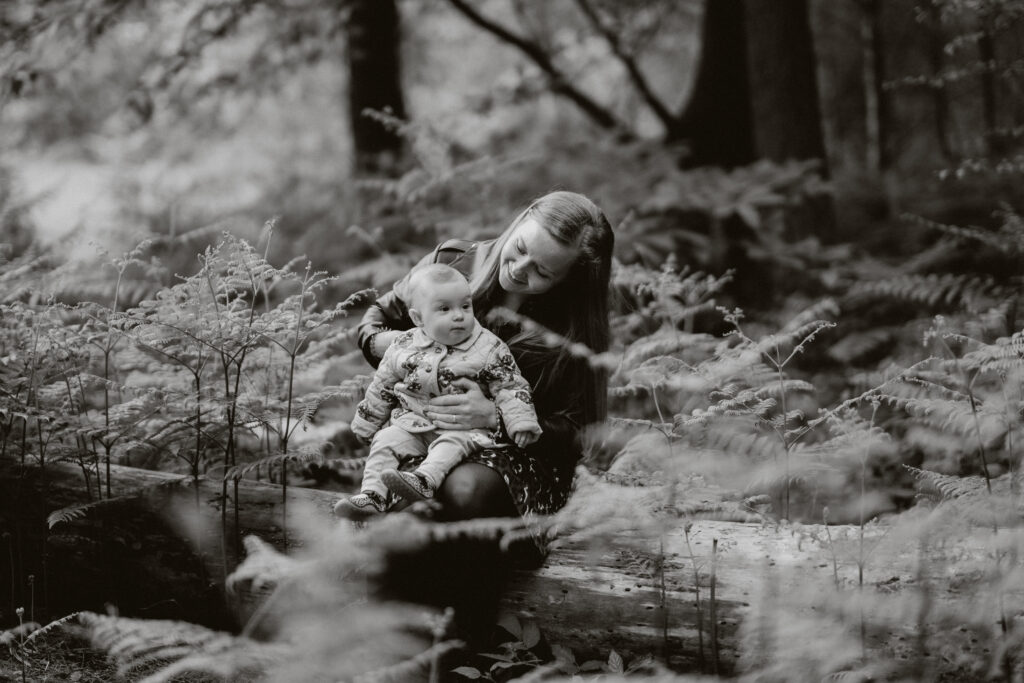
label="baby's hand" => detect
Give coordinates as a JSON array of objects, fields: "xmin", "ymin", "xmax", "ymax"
[{"xmin": 511, "ymin": 429, "xmax": 540, "ymax": 448}]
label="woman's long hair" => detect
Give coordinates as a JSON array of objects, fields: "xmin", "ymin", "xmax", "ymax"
[{"xmin": 470, "ymin": 191, "xmax": 614, "ymax": 427}]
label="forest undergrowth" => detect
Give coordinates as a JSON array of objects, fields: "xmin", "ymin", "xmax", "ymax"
[
  {"xmin": 1, "ymin": 174, "xmax": 1023, "ymax": 681},
  {"xmin": 1, "ymin": 51, "xmax": 1024, "ymax": 677}
]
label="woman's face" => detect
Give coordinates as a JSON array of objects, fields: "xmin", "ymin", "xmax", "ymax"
[{"xmin": 497, "ymin": 218, "xmax": 579, "ymax": 295}]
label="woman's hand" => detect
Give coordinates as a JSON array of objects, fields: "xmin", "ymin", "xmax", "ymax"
[{"xmin": 426, "ymin": 379, "xmax": 498, "ymax": 431}]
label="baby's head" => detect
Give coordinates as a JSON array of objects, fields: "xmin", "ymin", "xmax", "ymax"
[{"xmin": 406, "ymin": 264, "xmax": 475, "ymax": 346}]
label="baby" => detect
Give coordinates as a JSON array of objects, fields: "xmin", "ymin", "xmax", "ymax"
[{"xmin": 335, "ymin": 263, "xmax": 542, "ymax": 519}]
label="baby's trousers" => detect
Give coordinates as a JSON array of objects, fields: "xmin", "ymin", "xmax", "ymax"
[{"xmin": 361, "ymin": 424, "xmax": 493, "ymax": 496}]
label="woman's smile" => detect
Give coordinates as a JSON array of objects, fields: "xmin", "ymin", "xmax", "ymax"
[
  {"xmin": 505, "ymin": 262, "xmax": 527, "ymax": 285},
  {"xmin": 497, "ymin": 217, "xmax": 578, "ymax": 294}
]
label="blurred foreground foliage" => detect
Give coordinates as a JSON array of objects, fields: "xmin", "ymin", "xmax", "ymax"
[{"xmin": 2, "ymin": 0, "xmax": 1024, "ymax": 679}]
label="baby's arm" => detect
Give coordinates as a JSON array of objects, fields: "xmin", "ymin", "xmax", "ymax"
[
  {"xmin": 350, "ymin": 338, "xmax": 407, "ymax": 443},
  {"xmin": 480, "ymin": 343, "xmax": 542, "ymax": 447}
]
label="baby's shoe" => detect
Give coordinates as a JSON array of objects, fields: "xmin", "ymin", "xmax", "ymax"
[
  {"xmin": 381, "ymin": 469, "xmax": 434, "ymax": 503},
  {"xmin": 334, "ymin": 491, "xmax": 388, "ymax": 520}
]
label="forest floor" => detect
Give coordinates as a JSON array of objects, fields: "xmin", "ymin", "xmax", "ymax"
[{"xmin": 0, "ymin": 627, "xmax": 118, "ymax": 683}]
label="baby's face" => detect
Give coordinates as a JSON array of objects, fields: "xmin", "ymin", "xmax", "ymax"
[{"xmin": 415, "ymin": 279, "xmax": 474, "ymax": 346}]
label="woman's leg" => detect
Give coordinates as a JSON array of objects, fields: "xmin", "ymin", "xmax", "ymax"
[
  {"xmin": 380, "ymin": 462, "xmax": 514, "ymax": 649},
  {"xmin": 435, "ymin": 462, "xmax": 516, "ymax": 520}
]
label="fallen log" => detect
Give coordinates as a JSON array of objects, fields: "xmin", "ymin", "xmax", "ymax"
[{"xmin": 1, "ymin": 458, "xmax": 1012, "ymax": 677}]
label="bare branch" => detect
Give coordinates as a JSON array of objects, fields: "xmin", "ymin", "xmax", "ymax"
[
  {"xmin": 573, "ymin": 0, "xmax": 681, "ymax": 134},
  {"xmin": 442, "ymin": 0, "xmax": 629, "ymax": 135},
  {"xmin": 152, "ymin": 0, "xmax": 261, "ymax": 91}
]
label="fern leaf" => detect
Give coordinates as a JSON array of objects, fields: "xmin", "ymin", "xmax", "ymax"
[
  {"xmin": 353, "ymin": 639, "xmax": 465, "ymax": 683},
  {"xmin": 755, "ymin": 379, "xmax": 816, "ymax": 398},
  {"xmin": 19, "ymin": 612, "xmax": 81, "ymax": 649},
  {"xmin": 224, "ymin": 448, "xmax": 324, "ymax": 481},
  {"xmin": 756, "ymin": 320, "xmax": 837, "ymax": 359},
  {"xmin": 827, "ymin": 328, "xmax": 896, "ymax": 364},
  {"xmin": 779, "ymin": 299, "xmax": 840, "ymax": 334},
  {"xmin": 77, "ymin": 611, "xmax": 256, "ymax": 679},
  {"xmin": 47, "ymin": 476, "xmax": 191, "ymax": 529},
  {"xmin": 850, "ymin": 273, "xmax": 1000, "ymax": 312},
  {"xmin": 880, "ymin": 393, "xmax": 1004, "ymax": 442},
  {"xmin": 700, "ymin": 424, "xmax": 786, "ymax": 460},
  {"xmin": 904, "ymin": 465, "xmax": 988, "ymax": 500},
  {"xmin": 960, "ymin": 332, "xmax": 1024, "ymax": 374},
  {"xmin": 619, "ymin": 329, "xmax": 716, "ymax": 372}
]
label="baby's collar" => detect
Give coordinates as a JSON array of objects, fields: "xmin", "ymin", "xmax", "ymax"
[{"xmin": 410, "ymin": 320, "xmax": 483, "ymax": 351}]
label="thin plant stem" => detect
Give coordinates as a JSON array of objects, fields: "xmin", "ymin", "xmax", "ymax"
[
  {"xmin": 858, "ymin": 402, "xmax": 879, "ymax": 660},
  {"xmin": 710, "ymin": 538, "xmax": 719, "ymax": 675},
  {"xmin": 773, "ymin": 341, "xmax": 792, "ymax": 519},
  {"xmin": 915, "ymin": 535, "xmax": 932, "ymax": 683},
  {"xmin": 823, "ymin": 507, "xmax": 839, "ymax": 589},
  {"xmin": 682, "ymin": 525, "xmax": 706, "ymax": 671},
  {"xmin": 650, "ymin": 383, "xmax": 675, "ymax": 665},
  {"xmin": 6, "ymin": 536, "xmax": 14, "ymax": 622}
]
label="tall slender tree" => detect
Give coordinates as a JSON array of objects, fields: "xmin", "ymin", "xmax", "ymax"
[
  {"xmin": 742, "ymin": 0, "xmax": 826, "ymax": 164},
  {"xmin": 345, "ymin": 0, "xmax": 408, "ymax": 175},
  {"xmin": 676, "ymin": 0, "xmax": 756, "ymax": 167}
]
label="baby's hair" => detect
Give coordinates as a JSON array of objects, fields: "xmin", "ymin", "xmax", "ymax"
[
  {"xmin": 406, "ymin": 263, "xmax": 469, "ymax": 309},
  {"xmin": 409, "ymin": 263, "xmax": 467, "ymax": 288}
]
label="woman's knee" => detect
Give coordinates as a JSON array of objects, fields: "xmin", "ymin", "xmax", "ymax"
[{"xmin": 437, "ymin": 463, "xmax": 514, "ymax": 520}]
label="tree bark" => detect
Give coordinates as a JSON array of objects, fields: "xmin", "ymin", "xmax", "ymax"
[
  {"xmin": 862, "ymin": 0, "xmax": 894, "ymax": 170},
  {"xmin": 743, "ymin": 0, "xmax": 827, "ymax": 165},
  {"xmin": 678, "ymin": 0, "xmax": 827, "ymax": 170},
  {"xmin": 925, "ymin": 1, "xmax": 952, "ymax": 161},
  {"xmin": 677, "ymin": 0, "xmax": 756, "ymax": 167},
  {"xmin": 345, "ymin": 0, "xmax": 407, "ymax": 175}
]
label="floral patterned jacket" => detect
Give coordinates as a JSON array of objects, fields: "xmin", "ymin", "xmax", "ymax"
[{"xmin": 350, "ymin": 320, "xmax": 542, "ymax": 443}]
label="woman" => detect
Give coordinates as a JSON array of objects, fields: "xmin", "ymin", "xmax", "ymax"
[{"xmin": 357, "ymin": 190, "xmax": 614, "ymax": 522}]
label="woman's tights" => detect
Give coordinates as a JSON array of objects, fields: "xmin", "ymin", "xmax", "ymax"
[{"xmin": 374, "ymin": 463, "xmax": 518, "ymax": 651}]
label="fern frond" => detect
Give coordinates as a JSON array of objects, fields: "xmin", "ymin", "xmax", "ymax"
[
  {"xmin": 77, "ymin": 611, "xmax": 264, "ymax": 680},
  {"xmin": 353, "ymin": 639, "xmax": 465, "ymax": 683},
  {"xmin": 755, "ymin": 320, "xmax": 837, "ymax": 362},
  {"xmin": 624, "ymin": 355, "xmax": 709, "ymax": 394},
  {"xmin": 960, "ymin": 332, "xmax": 1024, "ymax": 374},
  {"xmin": 778, "ymin": 299, "xmax": 840, "ymax": 334},
  {"xmin": 318, "ymin": 455, "xmax": 368, "ymax": 471},
  {"xmin": 850, "ymin": 273, "xmax": 1000, "ymax": 312},
  {"xmin": 47, "ymin": 476, "xmax": 191, "ymax": 528},
  {"xmin": 18, "ymin": 612, "xmax": 81, "ymax": 649},
  {"xmin": 608, "ymin": 384, "xmax": 650, "ymax": 398},
  {"xmin": 224, "ymin": 447, "xmax": 323, "ymax": 481},
  {"xmin": 900, "ymin": 212, "xmax": 1024, "ymax": 253},
  {"xmin": 755, "ymin": 379, "xmax": 816, "ymax": 399},
  {"xmin": 619, "ymin": 329, "xmax": 716, "ymax": 372},
  {"xmin": 700, "ymin": 424, "xmax": 786, "ymax": 460},
  {"xmin": 827, "ymin": 328, "xmax": 896, "ymax": 364},
  {"xmin": 879, "ymin": 393, "xmax": 1004, "ymax": 442},
  {"xmin": 607, "ymin": 416, "xmax": 671, "ymax": 431},
  {"xmin": 703, "ymin": 386, "xmax": 777, "ymax": 419},
  {"xmin": 904, "ymin": 465, "xmax": 989, "ymax": 500}
]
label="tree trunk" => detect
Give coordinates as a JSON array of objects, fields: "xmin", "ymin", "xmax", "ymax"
[
  {"xmin": 925, "ymin": 1, "xmax": 952, "ymax": 162},
  {"xmin": 5, "ymin": 457, "xmax": 998, "ymax": 676},
  {"xmin": 677, "ymin": 0, "xmax": 756, "ymax": 167},
  {"xmin": 862, "ymin": 0, "xmax": 894, "ymax": 170},
  {"xmin": 977, "ymin": 24, "xmax": 1000, "ymax": 155},
  {"xmin": 678, "ymin": 0, "xmax": 827, "ymax": 171},
  {"xmin": 743, "ymin": 0, "xmax": 827, "ymax": 166},
  {"xmin": 345, "ymin": 0, "xmax": 407, "ymax": 175}
]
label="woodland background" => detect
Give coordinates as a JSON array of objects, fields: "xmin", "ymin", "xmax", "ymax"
[{"xmin": 1, "ymin": 0, "xmax": 1024, "ymax": 681}]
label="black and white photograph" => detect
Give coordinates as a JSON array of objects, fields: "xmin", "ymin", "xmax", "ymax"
[{"xmin": 1, "ymin": 0, "xmax": 1023, "ymax": 680}]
